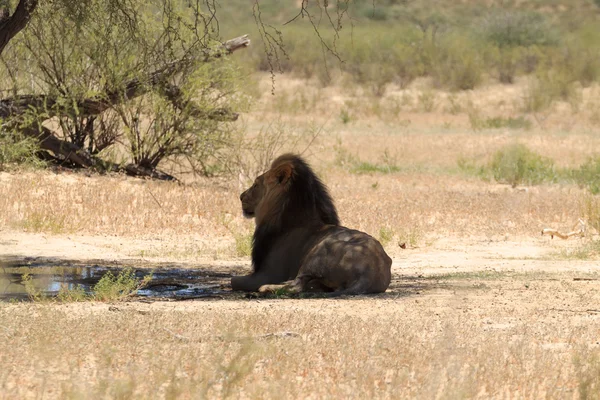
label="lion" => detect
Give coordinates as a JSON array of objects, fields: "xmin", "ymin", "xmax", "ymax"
[{"xmin": 231, "ymin": 153, "xmax": 392, "ymax": 296}]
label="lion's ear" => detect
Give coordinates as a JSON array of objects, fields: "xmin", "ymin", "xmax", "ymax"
[{"xmin": 274, "ymin": 163, "xmax": 293, "ymax": 184}]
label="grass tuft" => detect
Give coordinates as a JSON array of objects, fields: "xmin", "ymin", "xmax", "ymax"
[{"xmin": 93, "ymin": 268, "xmax": 150, "ymax": 301}]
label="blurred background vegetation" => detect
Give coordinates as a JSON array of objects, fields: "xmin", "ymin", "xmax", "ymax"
[{"xmin": 3, "ymin": 0, "xmax": 600, "ymax": 179}]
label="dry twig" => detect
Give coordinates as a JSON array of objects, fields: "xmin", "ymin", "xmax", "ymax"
[{"xmin": 541, "ymin": 218, "xmax": 586, "ymax": 240}]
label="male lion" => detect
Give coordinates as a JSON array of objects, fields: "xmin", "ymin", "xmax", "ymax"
[{"xmin": 231, "ymin": 153, "xmax": 392, "ymax": 295}]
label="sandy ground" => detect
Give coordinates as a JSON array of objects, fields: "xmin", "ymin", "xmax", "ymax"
[
  {"xmin": 1, "ymin": 230, "xmax": 600, "ymax": 398},
  {"xmin": 0, "ymin": 230, "xmax": 598, "ymax": 276}
]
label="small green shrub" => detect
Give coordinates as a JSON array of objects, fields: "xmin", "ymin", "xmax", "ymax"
[
  {"xmin": 0, "ymin": 131, "xmax": 45, "ymax": 170},
  {"xmin": 378, "ymin": 227, "xmax": 394, "ymax": 247},
  {"xmin": 523, "ymin": 68, "xmax": 577, "ymax": 113},
  {"xmin": 350, "ymin": 162, "xmax": 400, "ymax": 174},
  {"xmin": 457, "ymin": 156, "xmax": 486, "ymax": 178},
  {"xmin": 487, "ymin": 46, "xmax": 522, "ymax": 84},
  {"xmin": 489, "ymin": 143, "xmax": 555, "ymax": 187},
  {"xmin": 93, "ymin": 268, "xmax": 150, "ymax": 301},
  {"xmin": 57, "ymin": 285, "xmax": 88, "ymax": 302},
  {"xmin": 479, "ymin": 10, "xmax": 559, "ymax": 48},
  {"xmin": 432, "ymin": 34, "xmax": 483, "ymax": 91},
  {"xmin": 572, "ymin": 157, "xmax": 600, "ymax": 195},
  {"xmin": 340, "ymin": 108, "xmax": 351, "ymax": 124},
  {"xmin": 475, "ymin": 116, "xmax": 532, "ymax": 130}
]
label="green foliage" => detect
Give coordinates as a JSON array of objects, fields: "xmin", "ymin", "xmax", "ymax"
[
  {"xmin": 487, "ymin": 46, "xmax": 522, "ymax": 84},
  {"xmin": 93, "ymin": 268, "xmax": 150, "ymax": 301},
  {"xmin": 572, "ymin": 157, "xmax": 600, "ymax": 195},
  {"xmin": 489, "ymin": 144, "xmax": 555, "ymax": 187},
  {"xmin": 431, "ymin": 34, "xmax": 483, "ymax": 91},
  {"xmin": 57, "ymin": 285, "xmax": 88, "ymax": 302},
  {"xmin": 0, "ymin": 131, "xmax": 45, "ymax": 170},
  {"xmin": 471, "ymin": 116, "xmax": 532, "ymax": 131},
  {"xmin": 457, "ymin": 156, "xmax": 486, "ymax": 178},
  {"xmin": 523, "ymin": 67, "xmax": 577, "ymax": 112},
  {"xmin": 351, "ymin": 161, "xmax": 401, "ymax": 174},
  {"xmin": 478, "ymin": 10, "xmax": 559, "ymax": 48},
  {"xmin": 339, "ymin": 26, "xmax": 423, "ymax": 96},
  {"xmin": 378, "ymin": 227, "xmax": 394, "ymax": 247},
  {"xmin": 1, "ymin": 0, "xmax": 247, "ymax": 177},
  {"xmin": 339, "ymin": 108, "xmax": 351, "ymax": 124},
  {"xmin": 21, "ymin": 212, "xmax": 68, "ymax": 234}
]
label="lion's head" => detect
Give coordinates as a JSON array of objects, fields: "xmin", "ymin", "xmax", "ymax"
[{"xmin": 240, "ymin": 153, "xmax": 339, "ymax": 229}]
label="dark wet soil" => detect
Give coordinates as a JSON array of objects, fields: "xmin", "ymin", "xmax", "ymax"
[{"xmin": 0, "ymin": 257, "xmax": 241, "ymax": 301}]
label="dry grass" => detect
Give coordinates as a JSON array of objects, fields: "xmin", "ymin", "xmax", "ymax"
[
  {"xmin": 3, "ymin": 75, "xmax": 600, "ymax": 398},
  {"xmin": 1, "ymin": 273, "xmax": 599, "ymax": 398},
  {"xmin": 0, "ymin": 167, "xmax": 588, "ymax": 260}
]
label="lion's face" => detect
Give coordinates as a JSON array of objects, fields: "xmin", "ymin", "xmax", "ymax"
[
  {"xmin": 240, "ymin": 174, "xmax": 268, "ymax": 218},
  {"xmin": 240, "ymin": 162, "xmax": 293, "ymax": 220}
]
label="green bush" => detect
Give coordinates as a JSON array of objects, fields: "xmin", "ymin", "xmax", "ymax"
[
  {"xmin": 489, "ymin": 143, "xmax": 555, "ymax": 187},
  {"xmin": 487, "ymin": 46, "xmax": 523, "ymax": 84},
  {"xmin": 474, "ymin": 116, "xmax": 532, "ymax": 130},
  {"xmin": 478, "ymin": 10, "xmax": 559, "ymax": 48},
  {"xmin": 93, "ymin": 268, "xmax": 150, "ymax": 301},
  {"xmin": 340, "ymin": 26, "xmax": 422, "ymax": 96},
  {"xmin": 0, "ymin": 131, "xmax": 45, "ymax": 170},
  {"xmin": 572, "ymin": 157, "xmax": 600, "ymax": 195},
  {"xmin": 431, "ymin": 34, "xmax": 483, "ymax": 91},
  {"xmin": 523, "ymin": 67, "xmax": 577, "ymax": 112}
]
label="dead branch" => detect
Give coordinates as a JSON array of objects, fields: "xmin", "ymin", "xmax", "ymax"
[{"xmin": 541, "ymin": 218, "xmax": 586, "ymax": 240}]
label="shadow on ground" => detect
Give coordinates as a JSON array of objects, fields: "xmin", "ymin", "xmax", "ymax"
[{"xmin": 0, "ymin": 256, "xmax": 452, "ymax": 301}]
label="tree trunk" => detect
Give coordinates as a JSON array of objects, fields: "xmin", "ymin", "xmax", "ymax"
[{"xmin": 0, "ymin": 0, "xmax": 38, "ymax": 57}]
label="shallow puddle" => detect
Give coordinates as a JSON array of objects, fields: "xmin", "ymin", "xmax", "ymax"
[{"xmin": 0, "ymin": 258, "xmax": 234, "ymax": 300}]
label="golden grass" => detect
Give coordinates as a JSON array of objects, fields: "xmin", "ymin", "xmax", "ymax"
[
  {"xmin": 0, "ymin": 166, "xmax": 587, "ymax": 259},
  {"xmin": 1, "ymin": 273, "xmax": 599, "ymax": 398},
  {"xmin": 3, "ymin": 74, "xmax": 600, "ymax": 398}
]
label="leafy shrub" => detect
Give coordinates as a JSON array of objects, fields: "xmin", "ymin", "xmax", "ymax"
[
  {"xmin": 489, "ymin": 143, "xmax": 555, "ymax": 187},
  {"xmin": 472, "ymin": 116, "xmax": 532, "ymax": 130},
  {"xmin": 479, "ymin": 10, "xmax": 559, "ymax": 48},
  {"xmin": 378, "ymin": 227, "xmax": 394, "ymax": 247},
  {"xmin": 522, "ymin": 68, "xmax": 577, "ymax": 113},
  {"xmin": 340, "ymin": 27, "xmax": 423, "ymax": 96},
  {"xmin": 432, "ymin": 34, "xmax": 483, "ymax": 91},
  {"xmin": 572, "ymin": 157, "xmax": 600, "ymax": 195},
  {"xmin": 0, "ymin": 131, "xmax": 45, "ymax": 170},
  {"xmin": 93, "ymin": 268, "xmax": 150, "ymax": 301},
  {"xmin": 57, "ymin": 285, "xmax": 88, "ymax": 302},
  {"xmin": 487, "ymin": 46, "xmax": 522, "ymax": 84}
]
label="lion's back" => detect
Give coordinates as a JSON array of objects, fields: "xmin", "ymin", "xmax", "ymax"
[{"xmin": 300, "ymin": 226, "xmax": 392, "ymax": 293}]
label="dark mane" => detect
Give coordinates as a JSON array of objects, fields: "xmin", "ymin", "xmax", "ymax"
[
  {"xmin": 273, "ymin": 153, "xmax": 339, "ymax": 227},
  {"xmin": 252, "ymin": 153, "xmax": 339, "ymax": 273}
]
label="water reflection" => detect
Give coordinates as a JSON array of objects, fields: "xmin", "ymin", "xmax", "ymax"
[{"xmin": 0, "ymin": 261, "xmax": 231, "ymax": 300}]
